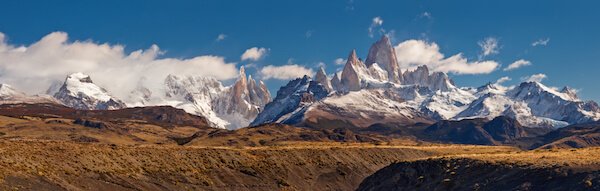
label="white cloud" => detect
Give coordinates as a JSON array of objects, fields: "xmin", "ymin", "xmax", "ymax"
[
  {"xmin": 243, "ymin": 63, "xmax": 258, "ymax": 70},
  {"xmin": 241, "ymin": 47, "xmax": 268, "ymax": 61},
  {"xmin": 522, "ymin": 73, "xmax": 547, "ymax": 82},
  {"xmin": 216, "ymin": 34, "xmax": 227, "ymax": 41},
  {"xmin": 372, "ymin": 17, "xmax": 383, "ymax": 25},
  {"xmin": 421, "ymin": 12, "xmax": 432, "ymax": 19},
  {"xmin": 334, "ymin": 58, "xmax": 346, "ymax": 65},
  {"xmin": 394, "ymin": 39, "xmax": 499, "ymax": 74},
  {"xmin": 368, "ymin": 16, "xmax": 384, "ymax": 38},
  {"xmin": 316, "ymin": 61, "xmax": 326, "ymax": 68},
  {"xmin": 532, "ymin": 38, "xmax": 550, "ymax": 47},
  {"xmin": 495, "ymin": 76, "xmax": 511, "ymax": 85},
  {"xmin": 478, "ymin": 37, "xmax": 499, "ymax": 57},
  {"xmin": 305, "ymin": 30, "xmax": 314, "ymax": 38},
  {"xmin": 384, "ymin": 30, "xmax": 396, "ymax": 41},
  {"xmin": 504, "ymin": 59, "xmax": 532, "ymax": 71},
  {"xmin": 259, "ymin": 64, "xmax": 314, "ymax": 80},
  {"xmin": 0, "ymin": 31, "xmax": 239, "ymax": 99},
  {"xmin": 345, "ymin": 0, "xmax": 355, "ymax": 11}
]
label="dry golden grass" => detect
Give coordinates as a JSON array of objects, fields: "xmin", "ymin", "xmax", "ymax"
[
  {"xmin": 0, "ymin": 139, "xmax": 441, "ymax": 190},
  {"xmin": 0, "ymin": 115, "xmax": 200, "ymax": 145},
  {"xmin": 432, "ymin": 147, "xmax": 600, "ymax": 170},
  {"xmin": 1, "ymin": 114, "xmax": 599, "ymax": 190}
]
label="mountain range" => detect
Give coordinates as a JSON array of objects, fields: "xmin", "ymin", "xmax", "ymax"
[
  {"xmin": 251, "ymin": 36, "xmax": 600, "ymax": 129},
  {"xmin": 1, "ymin": 36, "xmax": 599, "ymax": 131},
  {"xmin": 0, "ymin": 68, "xmax": 269, "ymax": 129}
]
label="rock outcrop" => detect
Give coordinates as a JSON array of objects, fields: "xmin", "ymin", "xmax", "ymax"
[
  {"xmin": 315, "ymin": 67, "xmax": 333, "ymax": 92},
  {"xmin": 341, "ymin": 49, "xmax": 366, "ymax": 91},
  {"xmin": 365, "ymin": 35, "xmax": 400, "ymax": 83}
]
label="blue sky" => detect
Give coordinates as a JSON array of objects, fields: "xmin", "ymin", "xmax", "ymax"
[{"xmin": 1, "ymin": 1, "xmax": 599, "ymax": 101}]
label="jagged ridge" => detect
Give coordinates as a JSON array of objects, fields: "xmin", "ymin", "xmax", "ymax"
[{"xmin": 252, "ymin": 35, "xmax": 600, "ymax": 129}]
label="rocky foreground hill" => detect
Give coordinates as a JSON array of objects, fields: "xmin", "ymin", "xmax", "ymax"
[{"xmin": 358, "ymin": 148, "xmax": 600, "ymax": 191}]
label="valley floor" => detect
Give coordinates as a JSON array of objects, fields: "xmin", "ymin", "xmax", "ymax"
[{"xmin": 0, "ymin": 139, "xmax": 598, "ymax": 191}]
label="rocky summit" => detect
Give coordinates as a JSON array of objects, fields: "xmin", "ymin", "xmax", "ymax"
[
  {"xmin": 132, "ymin": 66, "xmax": 271, "ymax": 129},
  {"xmin": 53, "ymin": 73, "xmax": 126, "ymax": 110}
]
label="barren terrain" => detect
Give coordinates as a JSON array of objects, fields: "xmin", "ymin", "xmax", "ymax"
[
  {"xmin": 359, "ymin": 148, "xmax": 600, "ymax": 191},
  {"xmin": 0, "ymin": 140, "xmax": 517, "ymax": 191},
  {"xmin": 0, "ymin": 104, "xmax": 598, "ymax": 190}
]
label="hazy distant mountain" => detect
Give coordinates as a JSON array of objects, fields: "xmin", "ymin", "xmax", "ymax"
[
  {"xmin": 0, "ymin": 84, "xmax": 58, "ymax": 104},
  {"xmin": 10, "ymin": 68, "xmax": 271, "ymax": 129},
  {"xmin": 127, "ymin": 67, "xmax": 271, "ymax": 129}
]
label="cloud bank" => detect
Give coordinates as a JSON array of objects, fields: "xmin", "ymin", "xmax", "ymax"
[
  {"xmin": 522, "ymin": 73, "xmax": 547, "ymax": 82},
  {"xmin": 504, "ymin": 59, "xmax": 531, "ymax": 71},
  {"xmin": 532, "ymin": 38, "xmax": 550, "ymax": 47},
  {"xmin": 368, "ymin": 17, "xmax": 384, "ymax": 38},
  {"xmin": 334, "ymin": 58, "xmax": 346, "ymax": 65},
  {"xmin": 216, "ymin": 34, "xmax": 227, "ymax": 41},
  {"xmin": 478, "ymin": 37, "xmax": 499, "ymax": 57},
  {"xmin": 259, "ymin": 64, "xmax": 314, "ymax": 80},
  {"xmin": 0, "ymin": 31, "xmax": 239, "ymax": 99},
  {"xmin": 495, "ymin": 76, "xmax": 512, "ymax": 85},
  {"xmin": 421, "ymin": 12, "xmax": 432, "ymax": 19},
  {"xmin": 241, "ymin": 47, "xmax": 268, "ymax": 61},
  {"xmin": 394, "ymin": 40, "xmax": 499, "ymax": 74}
]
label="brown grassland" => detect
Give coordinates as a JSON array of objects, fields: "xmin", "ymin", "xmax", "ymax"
[{"xmin": 0, "ymin": 112, "xmax": 598, "ymax": 190}]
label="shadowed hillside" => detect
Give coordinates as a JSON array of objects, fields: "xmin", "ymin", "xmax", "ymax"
[{"xmin": 358, "ymin": 148, "xmax": 600, "ymax": 191}]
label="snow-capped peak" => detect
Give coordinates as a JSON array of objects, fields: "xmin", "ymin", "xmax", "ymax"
[
  {"xmin": 454, "ymin": 81, "xmax": 599, "ymax": 127},
  {"xmin": 0, "ymin": 84, "xmax": 58, "ymax": 104},
  {"xmin": 315, "ymin": 66, "xmax": 333, "ymax": 92},
  {"xmin": 252, "ymin": 37, "xmax": 600, "ymax": 129},
  {"xmin": 251, "ymin": 75, "xmax": 329, "ymax": 126},
  {"xmin": 510, "ymin": 81, "xmax": 578, "ymax": 102},
  {"xmin": 64, "ymin": 73, "xmax": 111, "ymax": 101},
  {"xmin": 475, "ymin": 82, "xmax": 508, "ymax": 96},
  {"xmin": 139, "ymin": 66, "xmax": 271, "ymax": 129},
  {"xmin": 0, "ymin": 84, "xmax": 25, "ymax": 99},
  {"xmin": 54, "ymin": 73, "xmax": 126, "ymax": 110},
  {"xmin": 560, "ymin": 86, "xmax": 579, "ymax": 101}
]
